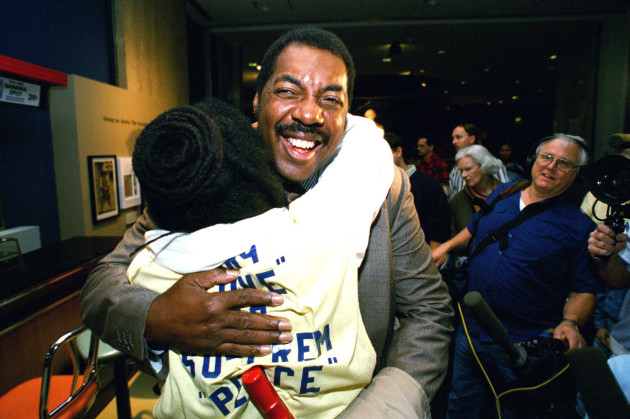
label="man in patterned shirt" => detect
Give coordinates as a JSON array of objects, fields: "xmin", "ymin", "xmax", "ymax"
[{"xmin": 417, "ymin": 136, "xmax": 450, "ymax": 195}]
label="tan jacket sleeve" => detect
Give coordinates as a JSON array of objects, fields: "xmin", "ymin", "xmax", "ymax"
[
  {"xmin": 80, "ymin": 210, "xmax": 159, "ymax": 363},
  {"xmin": 385, "ymin": 167, "xmax": 454, "ymax": 400}
]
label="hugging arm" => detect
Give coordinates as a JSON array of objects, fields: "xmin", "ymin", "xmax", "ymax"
[{"xmin": 81, "ymin": 211, "xmax": 290, "ymax": 378}]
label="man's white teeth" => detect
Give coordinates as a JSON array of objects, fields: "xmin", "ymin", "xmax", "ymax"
[{"xmin": 287, "ymin": 138, "xmax": 316, "ymax": 150}]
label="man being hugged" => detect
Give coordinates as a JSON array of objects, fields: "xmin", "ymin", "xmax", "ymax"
[
  {"xmin": 129, "ymin": 97, "xmax": 391, "ymax": 417},
  {"xmin": 82, "ymin": 28, "xmax": 453, "ymax": 418}
]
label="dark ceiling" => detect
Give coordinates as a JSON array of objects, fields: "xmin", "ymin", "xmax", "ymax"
[
  {"xmin": 186, "ymin": 1, "xmax": 629, "ymax": 153},
  {"xmin": 188, "ymin": 1, "xmax": 627, "ymax": 94}
]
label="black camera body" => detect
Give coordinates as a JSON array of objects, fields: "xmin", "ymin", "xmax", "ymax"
[{"xmin": 587, "ymin": 154, "xmax": 630, "ymax": 234}]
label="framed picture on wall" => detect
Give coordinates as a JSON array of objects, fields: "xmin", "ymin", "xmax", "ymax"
[
  {"xmin": 117, "ymin": 157, "xmax": 141, "ymax": 209},
  {"xmin": 88, "ymin": 155, "xmax": 120, "ymax": 223}
]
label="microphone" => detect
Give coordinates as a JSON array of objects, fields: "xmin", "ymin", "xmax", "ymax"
[
  {"xmin": 463, "ymin": 291, "xmax": 529, "ymax": 372},
  {"xmin": 565, "ymin": 347, "xmax": 630, "ymax": 419}
]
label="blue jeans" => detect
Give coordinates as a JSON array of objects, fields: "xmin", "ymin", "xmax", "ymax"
[{"xmin": 447, "ymin": 328, "xmax": 574, "ymax": 419}]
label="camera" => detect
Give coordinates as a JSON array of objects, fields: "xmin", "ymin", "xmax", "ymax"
[{"xmin": 586, "ymin": 150, "xmax": 630, "ymax": 234}]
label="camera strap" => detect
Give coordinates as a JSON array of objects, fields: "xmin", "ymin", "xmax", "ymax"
[{"xmin": 469, "ymin": 180, "xmax": 560, "ymax": 259}]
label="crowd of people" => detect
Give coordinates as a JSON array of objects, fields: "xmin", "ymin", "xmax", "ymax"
[{"xmin": 79, "ymin": 26, "xmax": 629, "ymax": 418}]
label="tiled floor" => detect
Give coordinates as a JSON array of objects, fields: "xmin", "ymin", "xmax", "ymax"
[{"xmin": 97, "ymin": 371, "xmax": 159, "ymax": 418}]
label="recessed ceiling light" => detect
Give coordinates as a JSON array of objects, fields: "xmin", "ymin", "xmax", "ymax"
[
  {"xmin": 512, "ymin": 95, "xmax": 519, "ymax": 100},
  {"xmin": 461, "ymin": 80, "xmax": 467, "ymax": 85},
  {"xmin": 421, "ymin": 82, "xmax": 427, "ymax": 87},
  {"xmin": 438, "ymin": 50, "xmax": 446, "ymax": 55},
  {"xmin": 382, "ymin": 57, "xmax": 392, "ymax": 63},
  {"xmin": 248, "ymin": 62, "xmax": 258, "ymax": 67},
  {"xmin": 549, "ymin": 55, "xmax": 557, "ymax": 60},
  {"xmin": 484, "ymin": 68, "xmax": 490, "ymax": 72}
]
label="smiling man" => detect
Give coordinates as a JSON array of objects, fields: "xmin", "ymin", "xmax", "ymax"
[
  {"xmin": 81, "ymin": 27, "xmax": 452, "ymax": 418},
  {"xmin": 432, "ymin": 134, "xmax": 600, "ymax": 417},
  {"xmin": 253, "ymin": 43, "xmax": 347, "ymax": 183}
]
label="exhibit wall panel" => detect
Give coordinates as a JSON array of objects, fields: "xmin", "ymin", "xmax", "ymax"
[
  {"xmin": 116, "ymin": 0, "xmax": 189, "ymax": 106},
  {"xmin": 50, "ymin": 75, "xmax": 172, "ymax": 239}
]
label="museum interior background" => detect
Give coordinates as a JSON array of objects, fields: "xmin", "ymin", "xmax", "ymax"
[{"xmin": 0, "ymin": 0, "xmax": 628, "ymax": 248}]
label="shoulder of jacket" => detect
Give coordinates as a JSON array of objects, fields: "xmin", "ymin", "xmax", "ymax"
[{"xmin": 386, "ymin": 166, "xmax": 408, "ymax": 213}]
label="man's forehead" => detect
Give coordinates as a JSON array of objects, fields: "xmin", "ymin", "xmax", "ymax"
[
  {"xmin": 273, "ymin": 46, "xmax": 347, "ymax": 84},
  {"xmin": 542, "ymin": 139, "xmax": 583, "ymax": 164},
  {"xmin": 540, "ymin": 138, "xmax": 577, "ymax": 154}
]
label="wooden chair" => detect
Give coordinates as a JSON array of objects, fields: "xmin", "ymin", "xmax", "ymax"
[{"xmin": 0, "ymin": 325, "xmax": 99, "ymax": 419}]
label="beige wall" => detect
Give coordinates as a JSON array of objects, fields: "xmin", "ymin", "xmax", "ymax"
[
  {"xmin": 50, "ymin": 75, "xmax": 172, "ymax": 238},
  {"xmin": 115, "ymin": 0, "xmax": 189, "ymax": 106},
  {"xmin": 50, "ymin": 0, "xmax": 189, "ymax": 238}
]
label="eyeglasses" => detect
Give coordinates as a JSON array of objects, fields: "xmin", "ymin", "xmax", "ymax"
[{"xmin": 535, "ymin": 153, "xmax": 580, "ymax": 172}]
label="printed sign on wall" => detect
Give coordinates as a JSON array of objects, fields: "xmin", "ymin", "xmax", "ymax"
[{"xmin": 0, "ymin": 76, "xmax": 41, "ymax": 106}]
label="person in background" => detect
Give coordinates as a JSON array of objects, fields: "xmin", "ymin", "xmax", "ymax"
[
  {"xmin": 363, "ymin": 108, "xmax": 384, "ymax": 130},
  {"xmin": 588, "ymin": 221, "xmax": 630, "ymax": 406},
  {"xmin": 434, "ymin": 134, "xmax": 598, "ymax": 418},
  {"xmin": 449, "ymin": 123, "xmax": 509, "ymax": 199},
  {"xmin": 592, "ymin": 286, "xmax": 629, "ymax": 357},
  {"xmin": 81, "ymin": 27, "xmax": 453, "ymax": 418},
  {"xmin": 583, "ymin": 149, "xmax": 630, "ymax": 358},
  {"xmin": 498, "ymin": 142, "xmax": 525, "ymax": 182},
  {"xmin": 416, "ymin": 135, "xmax": 450, "ymax": 196},
  {"xmin": 442, "ymin": 145, "xmax": 504, "ymax": 301},
  {"xmin": 385, "ymin": 132, "xmax": 452, "ymax": 250},
  {"xmin": 450, "ymin": 145, "xmax": 504, "ymax": 234},
  {"xmin": 589, "ymin": 222, "xmax": 630, "ymax": 356}
]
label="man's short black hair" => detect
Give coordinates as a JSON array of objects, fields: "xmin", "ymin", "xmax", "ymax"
[
  {"xmin": 384, "ymin": 131, "xmax": 411, "ymax": 163},
  {"xmin": 456, "ymin": 123, "xmax": 483, "ymax": 144},
  {"xmin": 256, "ymin": 27, "xmax": 356, "ymax": 106},
  {"xmin": 418, "ymin": 135, "xmax": 434, "ymax": 147},
  {"xmin": 384, "ymin": 132, "xmax": 403, "ymax": 151}
]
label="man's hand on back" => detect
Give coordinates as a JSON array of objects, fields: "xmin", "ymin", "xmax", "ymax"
[{"xmin": 145, "ymin": 268, "xmax": 293, "ymax": 356}]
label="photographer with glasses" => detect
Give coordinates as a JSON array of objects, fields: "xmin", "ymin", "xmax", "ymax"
[{"xmin": 433, "ymin": 134, "xmax": 600, "ymax": 418}]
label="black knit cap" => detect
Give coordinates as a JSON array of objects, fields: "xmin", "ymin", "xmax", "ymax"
[{"xmin": 132, "ymin": 97, "xmax": 287, "ymax": 232}]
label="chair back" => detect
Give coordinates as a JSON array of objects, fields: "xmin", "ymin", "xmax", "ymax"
[{"xmin": 39, "ymin": 325, "xmax": 100, "ymax": 419}]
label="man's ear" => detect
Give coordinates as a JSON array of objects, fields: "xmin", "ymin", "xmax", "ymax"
[
  {"xmin": 395, "ymin": 146, "xmax": 403, "ymax": 159},
  {"xmin": 471, "ymin": 135, "xmax": 479, "ymax": 145},
  {"xmin": 252, "ymin": 93, "xmax": 260, "ymax": 116}
]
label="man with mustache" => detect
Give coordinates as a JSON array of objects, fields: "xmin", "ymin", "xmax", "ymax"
[
  {"xmin": 434, "ymin": 134, "xmax": 600, "ymax": 418},
  {"xmin": 81, "ymin": 27, "xmax": 453, "ymax": 417}
]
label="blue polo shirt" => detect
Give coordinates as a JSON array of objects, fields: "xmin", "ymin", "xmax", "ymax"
[{"xmin": 464, "ymin": 183, "xmax": 600, "ymax": 343}]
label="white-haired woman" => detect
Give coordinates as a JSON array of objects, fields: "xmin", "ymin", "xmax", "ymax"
[
  {"xmin": 450, "ymin": 144, "xmax": 504, "ymax": 233},
  {"xmin": 435, "ymin": 145, "xmax": 503, "ymax": 301}
]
